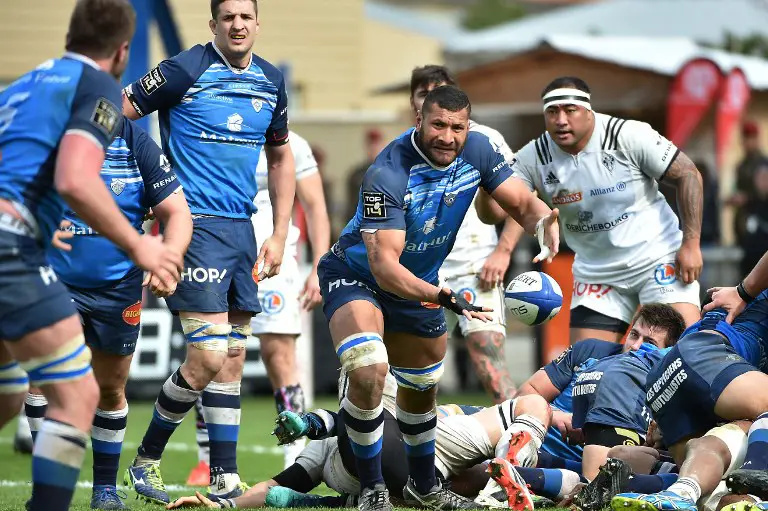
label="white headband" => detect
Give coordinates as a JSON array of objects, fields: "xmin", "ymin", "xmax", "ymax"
[{"xmin": 542, "ymin": 88, "xmax": 592, "ymax": 111}]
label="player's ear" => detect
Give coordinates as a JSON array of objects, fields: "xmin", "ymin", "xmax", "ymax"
[
  {"xmin": 209, "ymin": 18, "xmax": 217, "ymax": 35},
  {"xmin": 416, "ymin": 110, "xmax": 423, "ymax": 131}
]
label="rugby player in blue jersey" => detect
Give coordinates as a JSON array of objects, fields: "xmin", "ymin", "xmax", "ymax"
[
  {"xmin": 121, "ymin": 0, "xmax": 297, "ymax": 503},
  {"xmin": 0, "ymin": 2, "xmax": 184, "ymax": 510},
  {"xmin": 23, "ymin": 117, "xmax": 192, "ymax": 510},
  {"xmin": 319, "ymin": 84, "xmax": 560, "ymax": 511}
]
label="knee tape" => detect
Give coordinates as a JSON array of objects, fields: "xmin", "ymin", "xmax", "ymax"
[
  {"xmin": 390, "ymin": 360, "xmax": 444, "ymax": 391},
  {"xmin": 19, "ymin": 335, "xmax": 92, "ymax": 387},
  {"xmin": 181, "ymin": 317, "xmax": 231, "ymax": 352},
  {"xmin": 228, "ymin": 323, "xmax": 251, "ymax": 351},
  {"xmin": 703, "ymin": 423, "xmax": 748, "ymax": 475},
  {"xmin": 0, "ymin": 360, "xmax": 29, "ymax": 394},
  {"xmin": 335, "ymin": 332, "xmax": 387, "ymax": 372}
]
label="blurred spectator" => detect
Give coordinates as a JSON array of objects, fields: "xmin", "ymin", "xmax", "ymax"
[
  {"xmin": 345, "ymin": 128, "xmax": 386, "ymax": 223},
  {"xmin": 739, "ymin": 162, "xmax": 768, "ymax": 276},
  {"xmin": 309, "ymin": 144, "xmax": 343, "ymax": 241},
  {"xmin": 661, "ymin": 160, "xmax": 721, "ymax": 246},
  {"xmin": 728, "ymin": 121, "xmax": 766, "ymax": 241}
]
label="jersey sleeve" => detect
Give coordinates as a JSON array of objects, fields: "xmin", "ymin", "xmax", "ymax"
[
  {"xmin": 358, "ymin": 165, "xmax": 407, "ymax": 231},
  {"xmin": 266, "ymin": 74, "xmax": 289, "ymax": 146},
  {"xmin": 123, "ymin": 119, "xmax": 181, "ymax": 208},
  {"xmin": 618, "ymin": 120, "xmax": 680, "ymax": 180},
  {"xmin": 543, "ymin": 339, "xmax": 620, "ymax": 390},
  {"xmin": 508, "ymin": 142, "xmax": 538, "ymax": 192},
  {"xmin": 290, "ymin": 132, "xmax": 319, "ymax": 180},
  {"xmin": 542, "ymin": 346, "xmax": 578, "ymax": 391},
  {"xmin": 65, "ymin": 67, "xmax": 123, "ymax": 149},
  {"xmin": 462, "ymin": 132, "xmax": 515, "ymax": 193},
  {"xmin": 123, "ymin": 45, "xmax": 206, "ymax": 117}
]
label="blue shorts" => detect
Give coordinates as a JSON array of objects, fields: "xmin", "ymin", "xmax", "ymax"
[
  {"xmin": 0, "ymin": 232, "xmax": 77, "ymax": 340},
  {"xmin": 318, "ymin": 253, "xmax": 446, "ymax": 338},
  {"xmin": 165, "ymin": 217, "xmax": 261, "ymax": 315},
  {"xmin": 645, "ymin": 331, "xmax": 758, "ymax": 446},
  {"xmin": 66, "ymin": 267, "xmax": 143, "ymax": 356}
]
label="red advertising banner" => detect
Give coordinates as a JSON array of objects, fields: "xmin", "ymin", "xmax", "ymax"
[
  {"xmin": 715, "ymin": 68, "xmax": 751, "ymax": 169},
  {"xmin": 666, "ymin": 58, "xmax": 723, "ymax": 147}
]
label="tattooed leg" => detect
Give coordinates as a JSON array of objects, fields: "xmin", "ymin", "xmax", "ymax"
[{"xmin": 465, "ymin": 330, "xmax": 517, "ymax": 403}]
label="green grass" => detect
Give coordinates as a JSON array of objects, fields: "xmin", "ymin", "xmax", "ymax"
[{"xmin": 0, "ymin": 393, "xmax": 495, "ymax": 510}]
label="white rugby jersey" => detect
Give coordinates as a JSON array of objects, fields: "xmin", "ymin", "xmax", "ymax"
[
  {"xmin": 440, "ymin": 121, "xmax": 515, "ymax": 280},
  {"xmin": 253, "ymin": 130, "xmax": 318, "ymax": 248},
  {"xmin": 512, "ymin": 112, "xmax": 682, "ymax": 282}
]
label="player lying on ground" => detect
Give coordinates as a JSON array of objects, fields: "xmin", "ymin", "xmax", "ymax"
[
  {"xmin": 606, "ymin": 288, "xmax": 768, "ymax": 511},
  {"xmin": 167, "ymin": 380, "xmax": 553, "ymax": 509},
  {"xmin": 24, "ymin": 117, "xmax": 191, "ymax": 510},
  {"xmin": 478, "ymin": 76, "xmax": 703, "ymax": 342}
]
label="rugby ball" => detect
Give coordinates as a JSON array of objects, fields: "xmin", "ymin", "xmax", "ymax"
[{"xmin": 504, "ymin": 271, "xmax": 563, "ymax": 326}]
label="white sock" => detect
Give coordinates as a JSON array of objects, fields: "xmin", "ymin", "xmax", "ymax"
[{"xmin": 667, "ymin": 477, "xmax": 702, "ymax": 502}]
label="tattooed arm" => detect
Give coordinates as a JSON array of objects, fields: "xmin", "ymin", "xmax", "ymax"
[
  {"xmin": 362, "ymin": 230, "xmax": 441, "ymax": 303},
  {"xmin": 661, "ymin": 151, "xmax": 703, "ymax": 283}
]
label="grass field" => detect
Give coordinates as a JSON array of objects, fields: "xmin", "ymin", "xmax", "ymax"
[{"xmin": 0, "ymin": 393, "xmax": 493, "ymax": 511}]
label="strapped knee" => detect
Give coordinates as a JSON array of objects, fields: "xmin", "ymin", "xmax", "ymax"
[
  {"xmin": 0, "ymin": 360, "xmax": 29, "ymax": 394},
  {"xmin": 181, "ymin": 317, "xmax": 231, "ymax": 352},
  {"xmin": 703, "ymin": 423, "xmax": 748, "ymax": 475},
  {"xmin": 228, "ymin": 323, "xmax": 251, "ymax": 351},
  {"xmin": 19, "ymin": 335, "xmax": 91, "ymax": 387},
  {"xmin": 390, "ymin": 360, "xmax": 444, "ymax": 391},
  {"xmin": 336, "ymin": 332, "xmax": 387, "ymax": 372}
]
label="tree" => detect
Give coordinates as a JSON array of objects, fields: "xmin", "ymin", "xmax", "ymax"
[
  {"xmin": 462, "ymin": 0, "xmax": 527, "ymax": 31},
  {"xmin": 712, "ymin": 31, "xmax": 768, "ymax": 59}
]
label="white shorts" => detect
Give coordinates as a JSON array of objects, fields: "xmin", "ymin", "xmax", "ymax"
[
  {"xmin": 443, "ymin": 274, "xmax": 506, "ymax": 337},
  {"xmin": 435, "ymin": 414, "xmax": 493, "ymax": 478},
  {"xmin": 251, "ymin": 251, "xmax": 302, "ymax": 336},
  {"xmin": 570, "ymin": 253, "xmax": 700, "ymax": 324},
  {"xmin": 295, "ymin": 437, "xmax": 359, "ymax": 496}
]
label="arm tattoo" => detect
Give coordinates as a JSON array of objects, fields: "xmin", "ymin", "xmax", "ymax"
[
  {"xmin": 362, "ymin": 231, "xmax": 382, "ymax": 263},
  {"xmin": 465, "ymin": 331, "xmax": 517, "ymax": 402},
  {"xmin": 662, "ymin": 151, "xmax": 703, "ymax": 241}
]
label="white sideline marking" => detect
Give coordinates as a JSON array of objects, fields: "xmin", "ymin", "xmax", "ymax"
[
  {"xmin": 0, "ymin": 480, "xmax": 193, "ymax": 491},
  {"xmin": 0, "ymin": 436, "xmax": 283, "ymax": 455}
]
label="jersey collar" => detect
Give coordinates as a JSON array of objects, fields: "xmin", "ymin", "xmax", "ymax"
[
  {"xmin": 410, "ymin": 130, "xmax": 455, "ymax": 171},
  {"xmin": 63, "ymin": 52, "xmax": 100, "ymax": 70},
  {"xmin": 211, "ymin": 41, "xmax": 253, "ymax": 74}
]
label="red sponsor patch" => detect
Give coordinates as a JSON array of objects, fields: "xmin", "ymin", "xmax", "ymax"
[
  {"xmin": 122, "ymin": 300, "xmax": 142, "ymax": 326},
  {"xmin": 552, "ymin": 190, "xmax": 583, "ymax": 205},
  {"xmin": 421, "ymin": 301, "xmax": 441, "ymax": 310}
]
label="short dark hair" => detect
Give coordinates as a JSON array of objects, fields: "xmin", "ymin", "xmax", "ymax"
[
  {"xmin": 211, "ymin": 0, "xmax": 258, "ymax": 19},
  {"xmin": 632, "ymin": 303, "xmax": 686, "ymax": 346},
  {"xmin": 410, "ymin": 65, "xmax": 457, "ymax": 97},
  {"xmin": 65, "ymin": 0, "xmax": 136, "ymax": 59},
  {"xmin": 422, "ymin": 85, "xmax": 471, "ymax": 117},
  {"xmin": 541, "ymin": 76, "xmax": 591, "ymax": 98}
]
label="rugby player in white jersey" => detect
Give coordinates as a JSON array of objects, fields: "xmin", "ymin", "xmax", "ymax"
[
  {"xmin": 186, "ymin": 130, "xmax": 330, "ymax": 484},
  {"xmin": 409, "ymin": 65, "xmax": 522, "ymax": 401},
  {"xmin": 485, "ymin": 76, "xmax": 703, "ymax": 343}
]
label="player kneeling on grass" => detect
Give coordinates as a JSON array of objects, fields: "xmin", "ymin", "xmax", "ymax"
[{"xmin": 26, "ymin": 117, "xmax": 191, "ymax": 510}]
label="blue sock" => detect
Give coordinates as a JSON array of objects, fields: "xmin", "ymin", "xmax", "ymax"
[
  {"xmin": 91, "ymin": 407, "xmax": 128, "ymax": 488},
  {"xmin": 138, "ymin": 368, "xmax": 200, "ymax": 460},
  {"xmin": 194, "ymin": 397, "xmax": 210, "ymax": 464},
  {"xmin": 517, "ymin": 467, "xmax": 580, "ymax": 500},
  {"xmin": 537, "ymin": 450, "xmax": 583, "ymax": 473},
  {"xmin": 341, "ymin": 397, "xmax": 384, "ymax": 490},
  {"xmin": 202, "ymin": 381, "xmax": 241, "ymax": 476},
  {"xmin": 30, "ymin": 419, "xmax": 88, "ymax": 511},
  {"xmin": 25, "ymin": 393, "xmax": 47, "ymax": 443},
  {"xmin": 397, "ymin": 406, "xmax": 438, "ymax": 494},
  {"xmin": 741, "ymin": 412, "xmax": 768, "ymax": 470},
  {"xmin": 626, "ymin": 473, "xmax": 678, "ymax": 493}
]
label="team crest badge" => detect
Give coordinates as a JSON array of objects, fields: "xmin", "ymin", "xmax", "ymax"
[
  {"xmin": 251, "ymin": 98, "xmax": 263, "ymax": 112},
  {"xmin": 444, "ymin": 192, "xmax": 456, "ymax": 207},
  {"xmin": 423, "ymin": 216, "xmax": 437, "ymax": 234},
  {"xmin": 578, "ymin": 210, "xmax": 593, "ymax": 223},
  {"xmin": 110, "ymin": 179, "xmax": 126, "ymax": 195},
  {"xmin": 602, "ymin": 154, "xmax": 616, "ymax": 172}
]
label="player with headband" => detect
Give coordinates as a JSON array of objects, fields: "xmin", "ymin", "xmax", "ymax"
[{"xmin": 485, "ymin": 76, "xmax": 704, "ymax": 343}]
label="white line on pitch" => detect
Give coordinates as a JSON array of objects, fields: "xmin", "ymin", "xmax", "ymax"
[
  {"xmin": 0, "ymin": 480, "xmax": 193, "ymax": 491},
  {"xmin": 0, "ymin": 436, "xmax": 283, "ymax": 455}
]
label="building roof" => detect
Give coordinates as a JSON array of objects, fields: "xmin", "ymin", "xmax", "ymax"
[
  {"xmin": 446, "ymin": 0, "xmax": 768, "ymax": 53},
  {"xmin": 365, "ymin": 1, "xmax": 462, "ymax": 40}
]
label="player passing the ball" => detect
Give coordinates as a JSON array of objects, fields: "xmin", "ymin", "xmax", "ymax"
[
  {"xmin": 482, "ymin": 76, "xmax": 704, "ymax": 344},
  {"xmin": 317, "ymin": 84, "xmax": 559, "ymax": 511}
]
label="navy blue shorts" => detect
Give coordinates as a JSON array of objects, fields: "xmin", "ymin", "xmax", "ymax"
[
  {"xmin": 66, "ymin": 267, "xmax": 143, "ymax": 356},
  {"xmin": 645, "ymin": 331, "xmax": 757, "ymax": 446},
  {"xmin": 0, "ymin": 232, "xmax": 77, "ymax": 340},
  {"xmin": 318, "ymin": 253, "xmax": 446, "ymax": 338},
  {"xmin": 165, "ymin": 217, "xmax": 261, "ymax": 315}
]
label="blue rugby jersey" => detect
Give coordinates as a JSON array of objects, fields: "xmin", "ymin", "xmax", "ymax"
[
  {"xmin": 123, "ymin": 42, "xmax": 288, "ymax": 219},
  {"xmin": 333, "ymin": 128, "xmax": 513, "ymax": 287},
  {"xmin": 0, "ymin": 53, "xmax": 122, "ymax": 244},
  {"xmin": 48, "ymin": 118, "xmax": 181, "ymax": 288}
]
